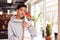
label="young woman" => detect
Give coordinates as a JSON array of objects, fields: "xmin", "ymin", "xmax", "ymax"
[{"xmin": 8, "ymin": 4, "xmax": 37, "ymax": 40}]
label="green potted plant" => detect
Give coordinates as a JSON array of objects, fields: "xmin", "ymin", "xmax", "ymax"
[{"xmin": 45, "ymin": 24, "xmax": 52, "ymax": 40}]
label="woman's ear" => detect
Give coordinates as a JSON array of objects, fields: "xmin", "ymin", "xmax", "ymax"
[{"xmin": 16, "ymin": 9, "xmax": 18, "ymax": 12}]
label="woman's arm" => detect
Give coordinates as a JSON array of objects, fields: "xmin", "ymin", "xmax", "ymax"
[
  {"xmin": 28, "ymin": 23, "xmax": 37, "ymax": 38},
  {"xmin": 8, "ymin": 22, "xmax": 19, "ymax": 40}
]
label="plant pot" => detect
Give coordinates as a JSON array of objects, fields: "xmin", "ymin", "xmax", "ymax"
[{"xmin": 45, "ymin": 36, "xmax": 52, "ymax": 40}]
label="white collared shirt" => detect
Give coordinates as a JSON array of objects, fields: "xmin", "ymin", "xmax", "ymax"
[{"xmin": 24, "ymin": 27, "xmax": 31, "ymax": 40}]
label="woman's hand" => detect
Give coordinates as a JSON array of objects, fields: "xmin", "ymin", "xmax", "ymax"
[{"xmin": 22, "ymin": 21, "xmax": 30, "ymax": 28}]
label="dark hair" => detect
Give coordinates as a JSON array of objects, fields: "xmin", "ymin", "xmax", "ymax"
[{"xmin": 17, "ymin": 4, "xmax": 27, "ymax": 9}]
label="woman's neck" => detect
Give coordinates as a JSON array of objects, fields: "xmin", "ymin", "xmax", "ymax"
[{"xmin": 16, "ymin": 15, "xmax": 21, "ymax": 20}]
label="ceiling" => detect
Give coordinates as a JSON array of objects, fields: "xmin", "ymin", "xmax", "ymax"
[{"xmin": 0, "ymin": 0, "xmax": 27, "ymax": 13}]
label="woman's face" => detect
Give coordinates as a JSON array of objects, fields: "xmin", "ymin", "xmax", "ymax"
[{"xmin": 17, "ymin": 7, "xmax": 26, "ymax": 17}]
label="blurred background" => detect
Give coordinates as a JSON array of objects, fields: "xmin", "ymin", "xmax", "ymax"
[
  {"xmin": 0, "ymin": 0, "xmax": 58, "ymax": 40},
  {"xmin": 0, "ymin": 0, "xmax": 27, "ymax": 40}
]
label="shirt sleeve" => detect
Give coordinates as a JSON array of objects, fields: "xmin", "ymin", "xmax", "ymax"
[
  {"xmin": 28, "ymin": 21, "xmax": 37, "ymax": 38},
  {"xmin": 8, "ymin": 22, "xmax": 19, "ymax": 40}
]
